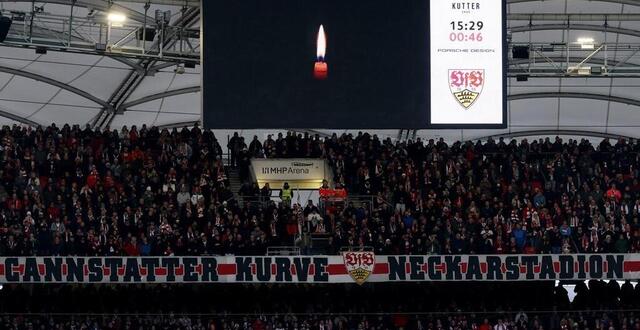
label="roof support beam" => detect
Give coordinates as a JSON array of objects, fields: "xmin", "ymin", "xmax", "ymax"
[
  {"xmin": 0, "ymin": 0, "xmax": 155, "ymax": 23},
  {"xmin": 147, "ymin": 62, "xmax": 180, "ymax": 74},
  {"xmin": 119, "ymin": 86, "xmax": 199, "ymax": 111},
  {"xmin": 0, "ymin": 65, "xmax": 113, "ymax": 111},
  {"xmin": 508, "ymin": 92, "xmax": 640, "ymax": 107},
  {"xmin": 156, "ymin": 120, "xmax": 200, "ymax": 129},
  {"xmin": 110, "ymin": 57, "xmax": 146, "ymax": 74},
  {"xmin": 0, "ymin": 105, "xmax": 40, "ymax": 126},
  {"xmin": 507, "ymin": 0, "xmax": 640, "ymax": 7},
  {"xmin": 510, "ymin": 57, "xmax": 639, "ymax": 67},
  {"xmin": 508, "ymin": 13, "xmax": 640, "ymax": 21},
  {"xmin": 110, "ymin": 0, "xmax": 199, "ymax": 5},
  {"xmin": 510, "ymin": 24, "xmax": 640, "ymax": 38},
  {"xmin": 473, "ymin": 130, "xmax": 634, "ymax": 141},
  {"xmin": 17, "ymin": 0, "xmax": 634, "ymax": 9}
]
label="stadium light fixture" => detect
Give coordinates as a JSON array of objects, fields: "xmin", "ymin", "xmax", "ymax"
[
  {"xmin": 107, "ymin": 12, "xmax": 126, "ymax": 26},
  {"xmin": 577, "ymin": 37, "xmax": 595, "ymax": 50}
]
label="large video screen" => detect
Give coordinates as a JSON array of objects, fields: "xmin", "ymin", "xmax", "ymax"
[{"xmin": 202, "ymin": 0, "xmax": 506, "ymax": 129}]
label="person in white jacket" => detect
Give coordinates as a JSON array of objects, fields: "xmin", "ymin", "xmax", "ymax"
[{"xmin": 493, "ymin": 318, "xmax": 508, "ymax": 330}]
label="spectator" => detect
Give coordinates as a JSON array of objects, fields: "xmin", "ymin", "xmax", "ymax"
[
  {"xmin": 493, "ymin": 318, "xmax": 507, "ymax": 330},
  {"xmin": 228, "ymin": 132, "xmax": 244, "ymax": 167},
  {"xmin": 533, "ymin": 188, "xmax": 546, "ymax": 208},
  {"xmin": 279, "ymin": 182, "xmax": 293, "ymax": 207},
  {"xmin": 479, "ymin": 318, "xmax": 492, "ymax": 330},
  {"xmin": 512, "ymin": 224, "xmax": 527, "ymax": 251},
  {"xmin": 260, "ymin": 183, "xmax": 272, "ymax": 201},
  {"xmin": 606, "ymin": 183, "xmax": 622, "ymax": 202},
  {"xmin": 177, "ymin": 185, "xmax": 191, "ymax": 206},
  {"xmin": 123, "ymin": 237, "xmax": 140, "ymax": 256},
  {"xmin": 248, "ymin": 135, "xmax": 263, "ymax": 157}
]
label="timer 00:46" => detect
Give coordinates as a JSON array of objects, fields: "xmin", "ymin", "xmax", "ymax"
[
  {"xmin": 449, "ymin": 32, "xmax": 483, "ymax": 42},
  {"xmin": 450, "ymin": 21, "xmax": 484, "ymax": 31}
]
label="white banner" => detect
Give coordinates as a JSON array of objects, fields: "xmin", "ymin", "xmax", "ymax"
[
  {"xmin": 0, "ymin": 254, "xmax": 638, "ymax": 284},
  {"xmin": 250, "ymin": 158, "xmax": 332, "ymax": 189}
]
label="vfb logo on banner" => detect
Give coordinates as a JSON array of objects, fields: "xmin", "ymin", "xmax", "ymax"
[
  {"xmin": 449, "ymin": 69, "xmax": 484, "ymax": 109},
  {"xmin": 342, "ymin": 251, "xmax": 375, "ymax": 285}
]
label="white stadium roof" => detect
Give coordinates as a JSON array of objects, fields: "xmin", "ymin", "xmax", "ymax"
[{"xmin": 0, "ymin": 0, "xmax": 640, "ymax": 142}]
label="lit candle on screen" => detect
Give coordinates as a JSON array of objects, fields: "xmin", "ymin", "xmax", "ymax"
[{"xmin": 313, "ymin": 25, "xmax": 328, "ymax": 80}]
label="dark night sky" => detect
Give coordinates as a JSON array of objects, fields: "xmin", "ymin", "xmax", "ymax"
[{"xmin": 203, "ymin": 0, "xmax": 429, "ymax": 129}]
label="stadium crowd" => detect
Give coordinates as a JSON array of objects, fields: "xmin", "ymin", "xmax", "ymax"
[
  {"xmin": 1, "ymin": 281, "xmax": 640, "ymax": 329},
  {"xmin": 3, "ymin": 311, "xmax": 640, "ymax": 330},
  {"xmin": 1, "ymin": 124, "xmax": 640, "ymax": 256},
  {"xmin": 236, "ymin": 131, "xmax": 640, "ymax": 255}
]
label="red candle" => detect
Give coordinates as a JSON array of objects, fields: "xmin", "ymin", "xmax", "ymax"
[
  {"xmin": 314, "ymin": 61, "xmax": 328, "ymax": 80},
  {"xmin": 313, "ymin": 25, "xmax": 327, "ymax": 80}
]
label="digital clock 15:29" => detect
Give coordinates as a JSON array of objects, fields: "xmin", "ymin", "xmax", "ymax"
[{"xmin": 450, "ymin": 21, "xmax": 484, "ymax": 31}]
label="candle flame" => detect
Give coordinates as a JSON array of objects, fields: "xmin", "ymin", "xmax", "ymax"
[{"xmin": 316, "ymin": 25, "xmax": 326, "ymax": 60}]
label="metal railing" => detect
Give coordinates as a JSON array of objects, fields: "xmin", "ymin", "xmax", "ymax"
[
  {"xmin": 236, "ymin": 196, "xmax": 274, "ymax": 209},
  {"xmin": 339, "ymin": 246, "xmax": 374, "ymax": 253},
  {"xmin": 266, "ymin": 246, "xmax": 301, "ymax": 256}
]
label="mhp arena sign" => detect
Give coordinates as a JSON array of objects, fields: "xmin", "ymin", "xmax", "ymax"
[{"xmin": 1, "ymin": 254, "xmax": 639, "ymax": 284}]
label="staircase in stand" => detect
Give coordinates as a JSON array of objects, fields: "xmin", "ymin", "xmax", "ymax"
[{"xmin": 225, "ymin": 167, "xmax": 243, "ymax": 199}]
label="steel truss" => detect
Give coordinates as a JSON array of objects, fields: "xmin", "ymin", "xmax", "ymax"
[
  {"xmin": 509, "ymin": 43, "xmax": 640, "ymax": 78},
  {"xmin": 0, "ymin": 0, "xmax": 639, "ymax": 130},
  {"xmin": 0, "ymin": 5, "xmax": 199, "ymax": 64}
]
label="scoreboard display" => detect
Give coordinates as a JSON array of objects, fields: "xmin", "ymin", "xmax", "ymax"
[
  {"xmin": 202, "ymin": 0, "xmax": 506, "ymax": 129},
  {"xmin": 429, "ymin": 1, "xmax": 506, "ymax": 128}
]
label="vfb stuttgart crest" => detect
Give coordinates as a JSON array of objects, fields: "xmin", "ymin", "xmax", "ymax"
[
  {"xmin": 342, "ymin": 251, "xmax": 375, "ymax": 285},
  {"xmin": 449, "ymin": 69, "xmax": 484, "ymax": 109}
]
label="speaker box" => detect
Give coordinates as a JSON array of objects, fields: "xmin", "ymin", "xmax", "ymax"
[
  {"xmin": 0, "ymin": 16, "xmax": 12, "ymax": 42},
  {"xmin": 512, "ymin": 46, "xmax": 530, "ymax": 59},
  {"xmin": 516, "ymin": 75, "xmax": 529, "ymax": 82}
]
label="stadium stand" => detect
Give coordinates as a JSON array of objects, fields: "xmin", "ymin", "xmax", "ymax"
[
  {"xmin": 2, "ymin": 0, "xmax": 640, "ymax": 328},
  {"xmin": 1, "ymin": 125, "xmax": 639, "ymax": 256},
  {"xmin": 1, "ymin": 281, "xmax": 640, "ymax": 329},
  {"xmin": 2, "ymin": 311, "xmax": 639, "ymax": 329}
]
